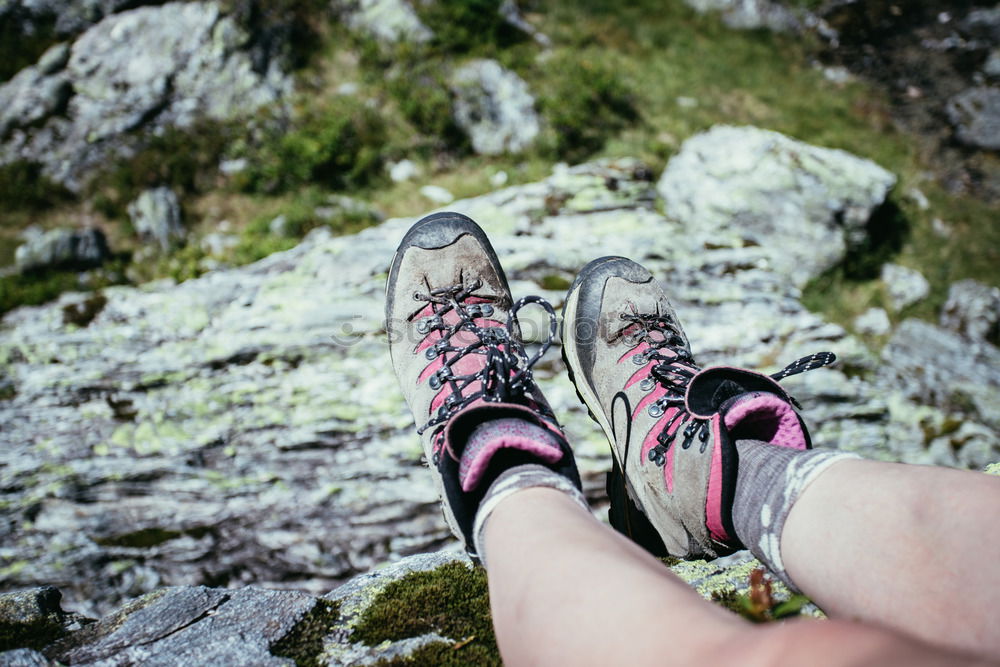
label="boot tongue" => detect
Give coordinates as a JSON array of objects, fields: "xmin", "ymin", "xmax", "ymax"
[{"xmin": 710, "ymin": 379, "xmax": 747, "ymax": 410}]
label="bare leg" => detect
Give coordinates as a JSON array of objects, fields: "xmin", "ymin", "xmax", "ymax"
[
  {"xmin": 484, "ymin": 487, "xmax": 983, "ymax": 667},
  {"xmin": 782, "ymin": 459, "xmax": 1000, "ymax": 660}
]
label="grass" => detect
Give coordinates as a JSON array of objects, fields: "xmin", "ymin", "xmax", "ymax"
[{"xmin": 0, "ymin": 0, "xmax": 996, "ymax": 328}]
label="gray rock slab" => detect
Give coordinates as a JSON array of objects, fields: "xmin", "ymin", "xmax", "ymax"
[
  {"xmin": 1, "ymin": 155, "xmax": 996, "ymax": 620},
  {"xmin": 940, "ymin": 279, "xmax": 1000, "ymax": 343},
  {"xmin": 946, "ymin": 86, "xmax": 1000, "ymax": 151}
]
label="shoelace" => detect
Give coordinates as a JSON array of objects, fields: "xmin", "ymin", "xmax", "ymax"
[
  {"xmin": 412, "ymin": 280, "xmax": 558, "ymax": 459},
  {"xmin": 619, "ymin": 308, "xmax": 836, "ymax": 467}
]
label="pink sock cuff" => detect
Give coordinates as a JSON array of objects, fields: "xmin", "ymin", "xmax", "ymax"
[{"xmin": 459, "ymin": 418, "xmax": 564, "ymax": 492}]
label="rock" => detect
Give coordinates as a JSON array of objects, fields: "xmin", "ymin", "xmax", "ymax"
[
  {"xmin": 985, "ymin": 49, "xmax": 1000, "ymax": 79},
  {"xmin": 1, "ymin": 157, "xmax": 994, "ymax": 619},
  {"xmin": 656, "ymin": 125, "xmax": 897, "ymax": 287},
  {"xmin": 880, "ymin": 263, "xmax": 929, "ymax": 311},
  {"xmin": 959, "ymin": 7, "xmax": 1000, "ymax": 45},
  {"xmin": 14, "ymin": 227, "xmax": 110, "ymax": 272},
  {"xmin": 683, "ymin": 0, "xmax": 801, "ymax": 32},
  {"xmin": 314, "ymin": 194, "xmax": 383, "ymax": 223},
  {"xmin": 0, "ymin": 1, "xmax": 293, "ymax": 191},
  {"xmin": 127, "ymin": 187, "xmax": 184, "ymax": 251},
  {"xmin": 0, "ymin": 586, "xmax": 91, "ymax": 653},
  {"xmin": 0, "ymin": 44, "xmax": 72, "ymax": 139},
  {"xmin": 498, "ymin": 0, "xmax": 550, "ymax": 46},
  {"xmin": 940, "ymin": 279, "xmax": 1000, "ymax": 343},
  {"xmin": 388, "ymin": 158, "xmax": 420, "ymax": 183},
  {"xmin": 946, "ymin": 86, "xmax": 1000, "ymax": 151},
  {"xmin": 419, "ymin": 184, "xmax": 455, "ymax": 204},
  {"xmin": 336, "ymin": 0, "xmax": 432, "ymax": 44},
  {"xmin": 450, "ymin": 59, "xmax": 540, "ymax": 156},
  {"xmin": 0, "ymin": 0, "xmax": 144, "ymax": 38},
  {"xmin": 880, "ymin": 319, "xmax": 1000, "ymax": 431},
  {"xmin": 853, "ymin": 307, "xmax": 891, "ymax": 336}
]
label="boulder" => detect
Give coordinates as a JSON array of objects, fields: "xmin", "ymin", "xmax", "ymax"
[
  {"xmin": 450, "ymin": 59, "xmax": 540, "ymax": 155},
  {"xmin": 683, "ymin": 0, "xmax": 801, "ymax": 32},
  {"xmin": 940, "ymin": 279, "xmax": 1000, "ymax": 343},
  {"xmin": 335, "ymin": 0, "xmax": 432, "ymax": 44},
  {"xmin": 853, "ymin": 307, "xmax": 891, "ymax": 336},
  {"xmin": 14, "ymin": 227, "xmax": 110, "ymax": 272},
  {"xmin": 946, "ymin": 87, "xmax": 1000, "ymax": 151},
  {"xmin": 656, "ymin": 125, "xmax": 897, "ymax": 288},
  {"xmin": 127, "ymin": 187, "xmax": 184, "ymax": 251},
  {"xmin": 0, "ymin": 1, "xmax": 293, "ymax": 191},
  {"xmin": 0, "ymin": 43, "xmax": 71, "ymax": 139},
  {"xmin": 880, "ymin": 263, "xmax": 929, "ymax": 311}
]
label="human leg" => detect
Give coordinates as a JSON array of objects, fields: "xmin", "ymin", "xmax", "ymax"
[
  {"xmin": 781, "ymin": 458, "xmax": 1000, "ymax": 659},
  {"xmin": 482, "ymin": 485, "xmax": 984, "ymax": 667},
  {"xmin": 560, "ymin": 255, "xmax": 1000, "ymax": 662}
]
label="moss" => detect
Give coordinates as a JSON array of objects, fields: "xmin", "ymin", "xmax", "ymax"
[
  {"xmin": 538, "ymin": 274, "xmax": 572, "ymax": 291},
  {"xmin": 351, "ymin": 562, "xmax": 499, "ymax": 665},
  {"xmin": 373, "ymin": 639, "xmax": 498, "ymax": 667},
  {"xmin": 0, "ymin": 614, "xmax": 67, "ymax": 652},
  {"xmin": 93, "ymin": 528, "xmax": 183, "ymax": 548},
  {"xmin": 270, "ymin": 599, "xmax": 341, "ymax": 666},
  {"xmin": 61, "ymin": 292, "xmax": 108, "ymax": 327}
]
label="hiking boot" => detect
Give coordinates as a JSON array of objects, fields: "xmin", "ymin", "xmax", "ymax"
[
  {"xmin": 386, "ymin": 212, "xmax": 582, "ymax": 557},
  {"xmin": 562, "ymin": 256, "xmax": 835, "ymax": 559}
]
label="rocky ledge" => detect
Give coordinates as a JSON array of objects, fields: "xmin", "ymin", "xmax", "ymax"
[{"xmin": 1, "ymin": 126, "xmax": 999, "ymax": 660}]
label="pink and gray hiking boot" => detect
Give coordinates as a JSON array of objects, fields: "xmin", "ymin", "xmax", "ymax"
[
  {"xmin": 386, "ymin": 212, "xmax": 582, "ymax": 557},
  {"xmin": 562, "ymin": 256, "xmax": 835, "ymax": 559}
]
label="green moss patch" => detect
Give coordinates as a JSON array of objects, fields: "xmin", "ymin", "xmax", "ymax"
[
  {"xmin": 352, "ymin": 562, "xmax": 499, "ymax": 666},
  {"xmin": 270, "ymin": 599, "xmax": 341, "ymax": 667}
]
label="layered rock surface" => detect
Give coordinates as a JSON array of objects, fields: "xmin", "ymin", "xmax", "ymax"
[
  {"xmin": 2, "ymin": 137, "xmax": 998, "ymax": 625},
  {"xmin": 0, "ymin": 1, "xmax": 292, "ymax": 190}
]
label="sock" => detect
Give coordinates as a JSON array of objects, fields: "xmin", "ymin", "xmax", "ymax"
[
  {"xmin": 458, "ymin": 418, "xmax": 588, "ymax": 567},
  {"xmin": 732, "ymin": 439, "xmax": 860, "ymax": 590}
]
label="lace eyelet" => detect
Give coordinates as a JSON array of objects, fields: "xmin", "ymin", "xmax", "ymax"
[
  {"xmin": 639, "ymin": 377, "xmax": 656, "ymax": 391},
  {"xmin": 633, "ymin": 354, "xmax": 648, "ymax": 366},
  {"xmin": 425, "ymin": 348, "xmax": 437, "ymax": 360},
  {"xmin": 481, "ymin": 304, "xmax": 494, "ymax": 316},
  {"xmin": 429, "ymin": 376, "xmax": 441, "ymax": 390},
  {"xmin": 648, "ymin": 403, "xmax": 664, "ymax": 418}
]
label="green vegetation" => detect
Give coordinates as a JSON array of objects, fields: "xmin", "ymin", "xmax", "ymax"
[
  {"xmin": 416, "ymin": 0, "xmax": 523, "ymax": 54},
  {"xmin": 535, "ymin": 50, "xmax": 639, "ymax": 162},
  {"xmin": 352, "ymin": 562, "xmax": 500, "ymax": 666},
  {"xmin": 0, "ymin": 0, "xmax": 995, "ymax": 332},
  {"xmin": 0, "ymin": 15, "xmax": 57, "ymax": 83},
  {"xmin": 270, "ymin": 599, "xmax": 341, "ymax": 667},
  {"xmin": 239, "ymin": 98, "xmax": 387, "ymax": 194}
]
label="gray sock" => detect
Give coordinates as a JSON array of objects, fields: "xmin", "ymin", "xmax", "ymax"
[
  {"xmin": 732, "ymin": 439, "xmax": 860, "ymax": 590},
  {"xmin": 472, "ymin": 463, "xmax": 589, "ymax": 568}
]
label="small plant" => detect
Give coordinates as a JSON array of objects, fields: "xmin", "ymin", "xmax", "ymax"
[
  {"xmin": 711, "ymin": 568, "xmax": 810, "ymax": 622},
  {"xmin": 537, "ymin": 53, "xmax": 639, "ymax": 163},
  {"xmin": 387, "ymin": 60, "xmax": 468, "ymax": 151},
  {"xmin": 0, "ymin": 161, "xmax": 73, "ymax": 213},
  {"xmin": 241, "ymin": 97, "xmax": 387, "ymax": 193},
  {"xmin": 416, "ymin": 0, "xmax": 523, "ymax": 54}
]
